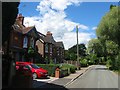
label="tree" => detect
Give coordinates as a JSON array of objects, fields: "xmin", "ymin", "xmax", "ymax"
[
  {"xmin": 64, "ymin": 44, "xmax": 87, "ymax": 61},
  {"xmin": 64, "ymin": 50, "xmax": 70, "ymax": 60},
  {"xmin": 68, "ymin": 43, "xmax": 87, "ymax": 57},
  {"xmin": 96, "ymin": 6, "xmax": 120, "ymax": 47},
  {"xmin": 87, "ymin": 39, "xmax": 103, "ymax": 57},
  {"xmin": 96, "ymin": 5, "xmax": 120, "ymax": 70},
  {"xmin": 106, "ymin": 40, "xmax": 119, "ymax": 56}
]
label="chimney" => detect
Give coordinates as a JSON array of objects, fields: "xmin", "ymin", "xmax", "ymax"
[
  {"xmin": 16, "ymin": 13, "xmax": 24, "ymax": 25},
  {"xmin": 46, "ymin": 31, "xmax": 52, "ymax": 36}
]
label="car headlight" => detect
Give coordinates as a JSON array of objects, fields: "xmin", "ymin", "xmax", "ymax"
[{"xmin": 40, "ymin": 72, "xmax": 43, "ymax": 74}]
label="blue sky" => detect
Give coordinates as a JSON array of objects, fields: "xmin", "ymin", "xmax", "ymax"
[{"xmin": 18, "ymin": 1, "xmax": 118, "ymax": 50}]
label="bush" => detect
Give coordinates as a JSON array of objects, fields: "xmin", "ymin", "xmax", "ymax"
[
  {"xmin": 106, "ymin": 54, "xmax": 120, "ymax": 70},
  {"xmin": 36, "ymin": 63, "xmax": 77, "ymax": 77},
  {"xmin": 88, "ymin": 60, "xmax": 94, "ymax": 65},
  {"xmin": 115, "ymin": 53, "xmax": 120, "ymax": 70},
  {"xmin": 106, "ymin": 59, "xmax": 112, "ymax": 69},
  {"xmin": 80, "ymin": 59, "xmax": 88, "ymax": 67},
  {"xmin": 60, "ymin": 68, "xmax": 69, "ymax": 78},
  {"xmin": 36, "ymin": 64, "xmax": 59, "ymax": 76},
  {"xmin": 60, "ymin": 64, "xmax": 77, "ymax": 74}
]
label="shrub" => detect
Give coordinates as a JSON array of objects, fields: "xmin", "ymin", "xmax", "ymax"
[
  {"xmin": 36, "ymin": 64, "xmax": 59, "ymax": 76},
  {"xmin": 60, "ymin": 64, "xmax": 77, "ymax": 74},
  {"xmin": 88, "ymin": 60, "xmax": 94, "ymax": 65},
  {"xmin": 80, "ymin": 59, "xmax": 88, "ymax": 67},
  {"xmin": 115, "ymin": 53, "xmax": 120, "ymax": 70},
  {"xmin": 106, "ymin": 59, "xmax": 112, "ymax": 69},
  {"xmin": 60, "ymin": 68, "xmax": 69, "ymax": 78},
  {"xmin": 36, "ymin": 63, "xmax": 77, "ymax": 77}
]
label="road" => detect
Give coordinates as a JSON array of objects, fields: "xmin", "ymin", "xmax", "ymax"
[{"xmin": 66, "ymin": 65, "xmax": 118, "ymax": 88}]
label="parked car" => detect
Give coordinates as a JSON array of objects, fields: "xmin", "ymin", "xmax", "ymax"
[{"xmin": 16, "ymin": 62, "xmax": 48, "ymax": 79}]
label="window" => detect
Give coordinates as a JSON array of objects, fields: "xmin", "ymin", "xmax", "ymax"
[
  {"xmin": 24, "ymin": 65, "xmax": 31, "ymax": 70},
  {"xmin": 30, "ymin": 37, "xmax": 34, "ymax": 48},
  {"xmin": 23, "ymin": 36, "xmax": 28, "ymax": 48},
  {"xmin": 50, "ymin": 44, "xmax": 52, "ymax": 53},
  {"xmin": 45, "ymin": 43, "xmax": 48, "ymax": 53},
  {"xmin": 30, "ymin": 64, "xmax": 40, "ymax": 69}
]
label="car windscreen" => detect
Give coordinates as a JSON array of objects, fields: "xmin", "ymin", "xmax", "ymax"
[{"xmin": 30, "ymin": 64, "xmax": 40, "ymax": 69}]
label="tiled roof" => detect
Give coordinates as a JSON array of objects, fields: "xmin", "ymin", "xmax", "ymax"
[
  {"xmin": 55, "ymin": 42, "xmax": 64, "ymax": 49},
  {"xmin": 44, "ymin": 35, "xmax": 56, "ymax": 44},
  {"xmin": 22, "ymin": 26, "xmax": 34, "ymax": 34},
  {"xmin": 13, "ymin": 22, "xmax": 39, "ymax": 39}
]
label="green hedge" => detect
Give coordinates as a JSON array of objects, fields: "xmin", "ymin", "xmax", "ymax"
[
  {"xmin": 36, "ymin": 64, "xmax": 59, "ymax": 76},
  {"xmin": 60, "ymin": 68, "xmax": 69, "ymax": 78},
  {"xmin": 60, "ymin": 64, "xmax": 77, "ymax": 74},
  {"xmin": 36, "ymin": 64, "xmax": 77, "ymax": 77}
]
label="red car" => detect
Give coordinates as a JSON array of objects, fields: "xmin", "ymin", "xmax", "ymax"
[{"xmin": 16, "ymin": 62, "xmax": 48, "ymax": 79}]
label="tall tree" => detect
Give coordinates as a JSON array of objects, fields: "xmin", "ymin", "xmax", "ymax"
[
  {"xmin": 68, "ymin": 43, "xmax": 87, "ymax": 57},
  {"xmin": 87, "ymin": 39, "xmax": 103, "ymax": 57},
  {"xmin": 96, "ymin": 6, "xmax": 120, "ymax": 47}
]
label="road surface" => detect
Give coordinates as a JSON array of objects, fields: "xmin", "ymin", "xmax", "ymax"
[{"xmin": 66, "ymin": 65, "xmax": 118, "ymax": 88}]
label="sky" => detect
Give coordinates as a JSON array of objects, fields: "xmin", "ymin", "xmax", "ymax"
[{"xmin": 18, "ymin": 1, "xmax": 118, "ymax": 50}]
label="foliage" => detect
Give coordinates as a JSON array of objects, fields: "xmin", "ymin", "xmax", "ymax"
[
  {"xmin": 36, "ymin": 64, "xmax": 59, "ymax": 76},
  {"xmin": 106, "ymin": 40, "xmax": 119, "ymax": 56},
  {"xmin": 60, "ymin": 69, "xmax": 69, "ymax": 78},
  {"xmin": 96, "ymin": 5, "xmax": 120, "ymax": 71},
  {"xmin": 50, "ymin": 59, "xmax": 54, "ymax": 64},
  {"xmin": 106, "ymin": 59, "xmax": 112, "ymax": 69},
  {"xmin": 90, "ymin": 54, "xmax": 99, "ymax": 64},
  {"xmin": 36, "ymin": 64, "xmax": 77, "ymax": 77},
  {"xmin": 60, "ymin": 64, "xmax": 77, "ymax": 74},
  {"xmin": 65, "ymin": 43, "xmax": 87, "ymax": 61},
  {"xmin": 27, "ymin": 47, "xmax": 35, "ymax": 57},
  {"xmin": 115, "ymin": 53, "xmax": 120, "ymax": 70},
  {"xmin": 69, "ymin": 53, "xmax": 77, "ymax": 60},
  {"xmin": 87, "ymin": 39, "xmax": 103, "ymax": 57},
  {"xmin": 96, "ymin": 6, "xmax": 120, "ymax": 46},
  {"xmin": 69, "ymin": 43, "xmax": 87, "ymax": 57},
  {"xmin": 64, "ymin": 50, "xmax": 70, "ymax": 60},
  {"xmin": 80, "ymin": 58, "xmax": 88, "ymax": 67}
]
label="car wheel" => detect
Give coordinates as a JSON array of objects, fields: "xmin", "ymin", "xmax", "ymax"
[{"xmin": 33, "ymin": 73, "xmax": 37, "ymax": 79}]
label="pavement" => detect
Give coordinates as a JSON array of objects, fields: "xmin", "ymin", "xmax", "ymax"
[
  {"xmin": 33, "ymin": 65, "xmax": 93, "ymax": 88},
  {"xmin": 49, "ymin": 65, "xmax": 93, "ymax": 87}
]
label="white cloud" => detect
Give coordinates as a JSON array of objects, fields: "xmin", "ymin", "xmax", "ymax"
[
  {"xmin": 55, "ymin": 32, "xmax": 92, "ymax": 50},
  {"xmin": 92, "ymin": 26, "xmax": 97, "ymax": 30},
  {"xmin": 23, "ymin": 0, "xmax": 94, "ymax": 50},
  {"xmin": 36, "ymin": 0, "xmax": 82, "ymax": 12}
]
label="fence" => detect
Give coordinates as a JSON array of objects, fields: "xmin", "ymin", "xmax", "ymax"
[{"xmin": 64, "ymin": 60, "xmax": 78, "ymax": 66}]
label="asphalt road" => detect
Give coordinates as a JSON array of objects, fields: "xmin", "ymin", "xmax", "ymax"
[{"xmin": 66, "ymin": 65, "xmax": 118, "ymax": 88}]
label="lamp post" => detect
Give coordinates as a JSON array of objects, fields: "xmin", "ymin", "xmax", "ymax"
[{"xmin": 76, "ymin": 25, "xmax": 80, "ymax": 70}]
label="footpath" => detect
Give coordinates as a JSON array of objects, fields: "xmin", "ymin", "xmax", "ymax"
[{"xmin": 33, "ymin": 65, "xmax": 93, "ymax": 88}]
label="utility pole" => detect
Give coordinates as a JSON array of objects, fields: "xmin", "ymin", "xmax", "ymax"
[{"xmin": 76, "ymin": 25, "xmax": 80, "ymax": 70}]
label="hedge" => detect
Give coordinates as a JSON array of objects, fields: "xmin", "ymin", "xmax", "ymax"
[
  {"xmin": 60, "ymin": 64, "xmax": 77, "ymax": 74},
  {"xmin": 60, "ymin": 68, "xmax": 69, "ymax": 78},
  {"xmin": 36, "ymin": 64, "xmax": 59, "ymax": 76},
  {"xmin": 36, "ymin": 63, "xmax": 77, "ymax": 77}
]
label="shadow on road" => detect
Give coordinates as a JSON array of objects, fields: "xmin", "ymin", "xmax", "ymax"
[{"xmin": 33, "ymin": 79, "xmax": 68, "ymax": 90}]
